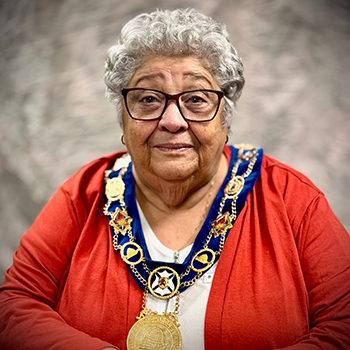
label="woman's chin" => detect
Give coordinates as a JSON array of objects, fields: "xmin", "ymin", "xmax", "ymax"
[
  {"xmin": 150, "ymin": 160, "xmax": 198, "ymax": 182},
  {"xmin": 152, "ymin": 168, "xmax": 194, "ymax": 182}
]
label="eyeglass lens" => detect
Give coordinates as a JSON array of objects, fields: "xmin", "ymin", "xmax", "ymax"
[{"xmin": 125, "ymin": 89, "xmax": 221, "ymax": 121}]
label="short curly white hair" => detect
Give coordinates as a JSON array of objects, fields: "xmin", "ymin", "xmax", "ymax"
[{"xmin": 104, "ymin": 8, "xmax": 245, "ymax": 128}]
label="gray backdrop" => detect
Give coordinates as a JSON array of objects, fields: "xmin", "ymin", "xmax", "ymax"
[{"xmin": 1, "ymin": 0, "xmax": 349, "ymax": 283}]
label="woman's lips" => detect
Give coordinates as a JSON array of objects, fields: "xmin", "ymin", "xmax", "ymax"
[{"xmin": 154, "ymin": 143, "xmax": 193, "ymax": 152}]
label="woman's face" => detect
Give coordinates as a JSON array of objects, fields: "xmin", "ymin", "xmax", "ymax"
[{"xmin": 122, "ymin": 56, "xmax": 228, "ymax": 189}]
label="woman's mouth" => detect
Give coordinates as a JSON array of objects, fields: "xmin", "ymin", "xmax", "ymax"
[{"xmin": 154, "ymin": 143, "xmax": 193, "ymax": 153}]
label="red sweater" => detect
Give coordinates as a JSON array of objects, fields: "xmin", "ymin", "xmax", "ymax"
[{"xmin": 1, "ymin": 148, "xmax": 350, "ymax": 350}]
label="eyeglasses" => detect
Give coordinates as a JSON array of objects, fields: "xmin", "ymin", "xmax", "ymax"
[{"xmin": 121, "ymin": 88, "xmax": 224, "ymax": 122}]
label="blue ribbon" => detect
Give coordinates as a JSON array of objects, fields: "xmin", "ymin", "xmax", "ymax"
[{"xmin": 106, "ymin": 146, "xmax": 263, "ymax": 292}]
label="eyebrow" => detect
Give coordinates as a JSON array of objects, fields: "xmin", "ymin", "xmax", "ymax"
[
  {"xmin": 184, "ymin": 73, "xmax": 213, "ymax": 84},
  {"xmin": 134, "ymin": 74, "xmax": 163, "ymax": 86}
]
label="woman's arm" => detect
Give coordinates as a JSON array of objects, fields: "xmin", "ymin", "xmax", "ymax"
[
  {"xmin": 280, "ymin": 194, "xmax": 350, "ymax": 349},
  {"xmin": 0, "ymin": 179, "xmax": 117, "ymax": 350}
]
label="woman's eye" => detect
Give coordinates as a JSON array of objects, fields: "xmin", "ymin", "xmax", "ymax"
[
  {"xmin": 142, "ymin": 96, "xmax": 157, "ymax": 103},
  {"xmin": 137, "ymin": 93, "xmax": 163, "ymax": 105},
  {"xmin": 189, "ymin": 96, "xmax": 203, "ymax": 103},
  {"xmin": 186, "ymin": 95, "xmax": 208, "ymax": 105}
]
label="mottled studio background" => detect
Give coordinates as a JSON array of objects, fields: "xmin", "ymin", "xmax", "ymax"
[{"xmin": 0, "ymin": 0, "xmax": 349, "ymax": 283}]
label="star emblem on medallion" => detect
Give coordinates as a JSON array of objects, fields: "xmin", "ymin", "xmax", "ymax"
[{"xmin": 148, "ymin": 267, "xmax": 180, "ymax": 299}]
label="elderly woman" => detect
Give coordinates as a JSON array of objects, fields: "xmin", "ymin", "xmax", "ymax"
[{"xmin": 0, "ymin": 8, "xmax": 349, "ymax": 350}]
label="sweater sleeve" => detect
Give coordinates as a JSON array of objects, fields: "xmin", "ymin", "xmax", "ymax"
[
  {"xmin": 280, "ymin": 194, "xmax": 350, "ymax": 349},
  {"xmin": 0, "ymin": 182, "xmax": 117, "ymax": 350}
]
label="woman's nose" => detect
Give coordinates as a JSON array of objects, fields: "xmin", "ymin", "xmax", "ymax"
[{"xmin": 157, "ymin": 101, "xmax": 189, "ymax": 132}]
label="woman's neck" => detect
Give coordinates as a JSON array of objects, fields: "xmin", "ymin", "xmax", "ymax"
[
  {"xmin": 133, "ymin": 153, "xmax": 228, "ymax": 211},
  {"xmin": 133, "ymin": 154, "xmax": 228, "ymax": 251}
]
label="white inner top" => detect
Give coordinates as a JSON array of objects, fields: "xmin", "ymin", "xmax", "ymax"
[{"xmin": 138, "ymin": 202, "xmax": 216, "ymax": 350}]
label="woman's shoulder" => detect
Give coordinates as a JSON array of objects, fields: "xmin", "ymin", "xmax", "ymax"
[
  {"xmin": 256, "ymin": 154, "xmax": 334, "ymax": 240},
  {"xmin": 260, "ymin": 153, "xmax": 323, "ymax": 197},
  {"xmin": 59, "ymin": 151, "xmax": 127, "ymax": 205}
]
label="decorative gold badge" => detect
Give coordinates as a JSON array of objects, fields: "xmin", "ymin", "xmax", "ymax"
[
  {"xmin": 211, "ymin": 212, "xmax": 233, "ymax": 238},
  {"xmin": 224, "ymin": 175, "xmax": 244, "ymax": 199},
  {"xmin": 127, "ymin": 310, "xmax": 181, "ymax": 350},
  {"xmin": 148, "ymin": 267, "xmax": 180, "ymax": 299},
  {"xmin": 235, "ymin": 144, "xmax": 256, "ymax": 161},
  {"xmin": 120, "ymin": 242, "xmax": 143, "ymax": 265},
  {"xmin": 105, "ymin": 177, "xmax": 125, "ymax": 202},
  {"xmin": 110, "ymin": 207, "xmax": 132, "ymax": 236},
  {"xmin": 191, "ymin": 248, "xmax": 215, "ymax": 272},
  {"xmin": 112, "ymin": 153, "xmax": 131, "ymax": 171},
  {"xmin": 234, "ymin": 143, "xmax": 255, "ymax": 151}
]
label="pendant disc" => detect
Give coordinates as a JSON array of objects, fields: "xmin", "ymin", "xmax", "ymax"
[
  {"xmin": 148, "ymin": 266, "xmax": 180, "ymax": 299},
  {"xmin": 127, "ymin": 314, "xmax": 181, "ymax": 350}
]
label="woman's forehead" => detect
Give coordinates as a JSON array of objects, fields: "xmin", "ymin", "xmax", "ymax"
[{"xmin": 128, "ymin": 56, "xmax": 216, "ymax": 88}]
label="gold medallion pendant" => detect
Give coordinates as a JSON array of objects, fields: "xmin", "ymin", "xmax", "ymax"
[{"xmin": 127, "ymin": 310, "xmax": 181, "ymax": 350}]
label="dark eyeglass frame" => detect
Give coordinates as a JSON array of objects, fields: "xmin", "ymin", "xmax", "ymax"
[{"xmin": 121, "ymin": 88, "xmax": 224, "ymax": 122}]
